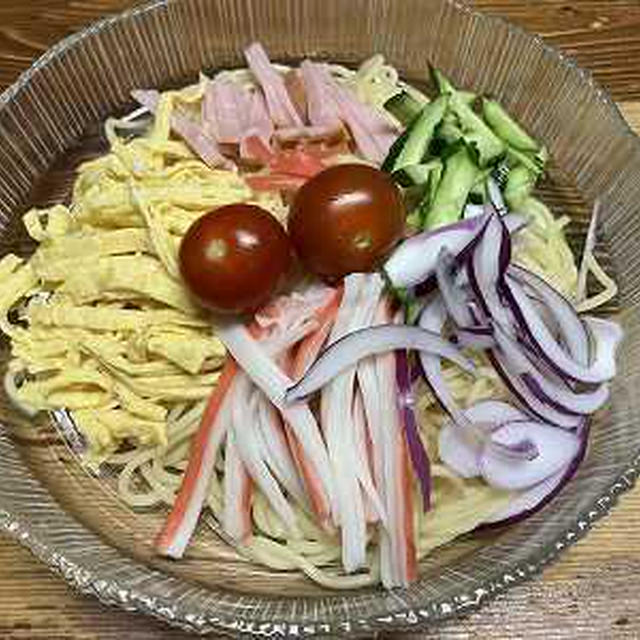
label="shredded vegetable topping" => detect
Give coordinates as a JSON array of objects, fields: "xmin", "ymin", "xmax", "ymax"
[{"xmin": 0, "ymin": 45, "xmax": 620, "ymax": 590}]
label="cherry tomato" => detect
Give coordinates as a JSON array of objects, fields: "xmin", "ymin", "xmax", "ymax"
[
  {"xmin": 178, "ymin": 204, "xmax": 292, "ymax": 314},
  {"xmin": 288, "ymin": 164, "xmax": 405, "ymax": 280}
]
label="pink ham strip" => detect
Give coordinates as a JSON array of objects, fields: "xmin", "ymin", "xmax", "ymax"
[
  {"xmin": 300, "ymin": 60, "xmax": 341, "ymax": 129},
  {"xmin": 203, "ymin": 78, "xmax": 251, "ymax": 144},
  {"xmin": 331, "ymin": 83, "xmax": 398, "ymax": 164},
  {"xmin": 240, "ymin": 90, "xmax": 275, "ymax": 163},
  {"xmin": 300, "ymin": 60, "xmax": 400, "ymax": 164},
  {"xmin": 274, "ymin": 123, "xmax": 343, "ymax": 144},
  {"xmin": 284, "ymin": 68, "xmax": 308, "ymax": 122},
  {"xmin": 131, "ymin": 89, "xmax": 233, "ymax": 169},
  {"xmin": 244, "ymin": 42, "xmax": 303, "ymax": 128}
]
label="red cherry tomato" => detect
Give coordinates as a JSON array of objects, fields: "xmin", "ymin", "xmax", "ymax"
[
  {"xmin": 178, "ymin": 204, "xmax": 292, "ymax": 314},
  {"xmin": 288, "ymin": 164, "xmax": 405, "ymax": 280}
]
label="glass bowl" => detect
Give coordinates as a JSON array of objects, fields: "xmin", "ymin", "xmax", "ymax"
[{"xmin": 1, "ymin": 0, "xmax": 640, "ymax": 635}]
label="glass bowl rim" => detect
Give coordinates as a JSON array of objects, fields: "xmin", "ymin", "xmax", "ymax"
[{"xmin": 1, "ymin": 0, "xmax": 640, "ymax": 636}]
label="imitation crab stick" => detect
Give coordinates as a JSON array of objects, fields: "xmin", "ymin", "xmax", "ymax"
[
  {"xmin": 155, "ymin": 357, "xmax": 238, "ymax": 557},
  {"xmin": 230, "ymin": 374, "xmax": 301, "ymax": 537},
  {"xmin": 352, "ymin": 390, "xmax": 378, "ymax": 524},
  {"xmin": 292, "ymin": 286, "xmax": 343, "ymax": 378},
  {"xmin": 319, "ymin": 274, "xmax": 388, "ymax": 570},
  {"xmin": 283, "ymin": 286, "xmax": 343, "ymax": 524},
  {"xmin": 156, "ymin": 322, "xmax": 266, "ymax": 557},
  {"xmin": 222, "ymin": 428, "xmax": 253, "ymax": 542},
  {"xmin": 255, "ymin": 390, "xmax": 306, "ymax": 505},
  {"xmin": 374, "ymin": 302, "xmax": 417, "ymax": 587},
  {"xmin": 216, "ymin": 322, "xmax": 335, "ymax": 509}
]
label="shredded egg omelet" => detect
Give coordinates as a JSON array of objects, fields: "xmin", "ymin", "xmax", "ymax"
[{"xmin": 0, "ymin": 84, "xmax": 286, "ymax": 463}]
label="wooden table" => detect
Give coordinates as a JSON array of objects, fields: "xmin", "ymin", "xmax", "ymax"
[{"xmin": 1, "ymin": 1, "xmax": 640, "ymax": 638}]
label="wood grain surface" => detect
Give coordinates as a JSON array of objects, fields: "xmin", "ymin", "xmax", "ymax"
[{"xmin": 1, "ymin": 1, "xmax": 640, "ymax": 638}]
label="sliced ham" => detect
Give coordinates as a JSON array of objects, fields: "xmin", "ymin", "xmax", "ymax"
[
  {"xmin": 300, "ymin": 60, "xmax": 341, "ymax": 129},
  {"xmin": 274, "ymin": 123, "xmax": 344, "ymax": 144},
  {"xmin": 240, "ymin": 90, "xmax": 275, "ymax": 163},
  {"xmin": 131, "ymin": 89, "xmax": 233, "ymax": 170},
  {"xmin": 244, "ymin": 42, "xmax": 303, "ymax": 128},
  {"xmin": 330, "ymin": 83, "xmax": 398, "ymax": 164},
  {"xmin": 284, "ymin": 68, "xmax": 308, "ymax": 122},
  {"xmin": 299, "ymin": 60, "xmax": 400, "ymax": 164},
  {"xmin": 203, "ymin": 78, "xmax": 251, "ymax": 144}
]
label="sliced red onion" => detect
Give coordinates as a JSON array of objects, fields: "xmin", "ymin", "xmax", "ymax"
[
  {"xmin": 481, "ymin": 424, "xmax": 588, "ymax": 526},
  {"xmin": 583, "ymin": 316, "xmax": 624, "ymax": 379},
  {"xmin": 387, "ymin": 211, "xmax": 526, "ymax": 293},
  {"xmin": 488, "ymin": 349, "xmax": 582, "ymax": 428},
  {"xmin": 396, "ymin": 350, "xmax": 431, "ymax": 510},
  {"xmin": 455, "ymin": 326, "xmax": 495, "ymax": 350},
  {"xmin": 503, "ymin": 277, "xmax": 619, "ymax": 383},
  {"xmin": 438, "ymin": 401, "xmax": 526, "ymax": 478},
  {"xmin": 479, "ymin": 420, "xmax": 581, "ymax": 490},
  {"xmin": 504, "ymin": 212, "xmax": 528, "ymax": 235},
  {"xmin": 489, "ymin": 467, "xmax": 566, "ymax": 521},
  {"xmin": 508, "ymin": 265, "xmax": 589, "ymax": 367},
  {"xmin": 419, "ymin": 300, "xmax": 537, "ymax": 465},
  {"xmin": 435, "ymin": 248, "xmax": 474, "ymax": 327},
  {"xmin": 494, "ymin": 326, "xmax": 610, "ymax": 415},
  {"xmin": 438, "ymin": 423, "xmax": 484, "ymax": 478},
  {"xmin": 468, "ymin": 214, "xmax": 513, "ymax": 330},
  {"xmin": 418, "ymin": 297, "xmax": 475, "ymax": 430},
  {"xmin": 286, "ymin": 324, "xmax": 473, "ymax": 402},
  {"xmin": 438, "ymin": 422, "xmax": 485, "ymax": 478},
  {"xmin": 384, "ymin": 215, "xmax": 489, "ymax": 288},
  {"xmin": 464, "ymin": 204, "xmax": 485, "ymax": 219},
  {"xmin": 466, "ymin": 399, "xmax": 531, "ymax": 425}
]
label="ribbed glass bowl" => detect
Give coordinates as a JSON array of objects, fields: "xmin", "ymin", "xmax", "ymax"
[{"xmin": 1, "ymin": 0, "xmax": 640, "ymax": 636}]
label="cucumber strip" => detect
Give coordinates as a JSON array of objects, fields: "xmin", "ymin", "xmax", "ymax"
[
  {"xmin": 421, "ymin": 147, "xmax": 478, "ymax": 229},
  {"xmin": 504, "ymin": 165, "xmax": 536, "ymax": 211},
  {"xmin": 389, "ymin": 95, "xmax": 448, "ymax": 172},
  {"xmin": 392, "ymin": 159, "xmax": 442, "ymax": 188},
  {"xmin": 431, "ymin": 66, "xmax": 455, "ymax": 96},
  {"xmin": 384, "ymin": 91, "xmax": 424, "ymax": 126},
  {"xmin": 392, "ymin": 164, "xmax": 432, "ymax": 187},
  {"xmin": 430, "ymin": 66, "xmax": 475, "ymax": 104},
  {"xmin": 381, "ymin": 127, "xmax": 411, "ymax": 172},
  {"xmin": 438, "ymin": 111, "xmax": 463, "ymax": 145},
  {"xmin": 459, "ymin": 90, "xmax": 477, "ymax": 107},
  {"xmin": 469, "ymin": 169, "xmax": 490, "ymax": 203},
  {"xmin": 505, "ymin": 144, "xmax": 547, "ymax": 177},
  {"xmin": 405, "ymin": 161, "xmax": 444, "ymax": 230},
  {"xmin": 482, "ymin": 99, "xmax": 539, "ymax": 152},
  {"xmin": 424, "ymin": 161, "xmax": 444, "ymax": 208},
  {"xmin": 450, "ymin": 92, "xmax": 505, "ymax": 167}
]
